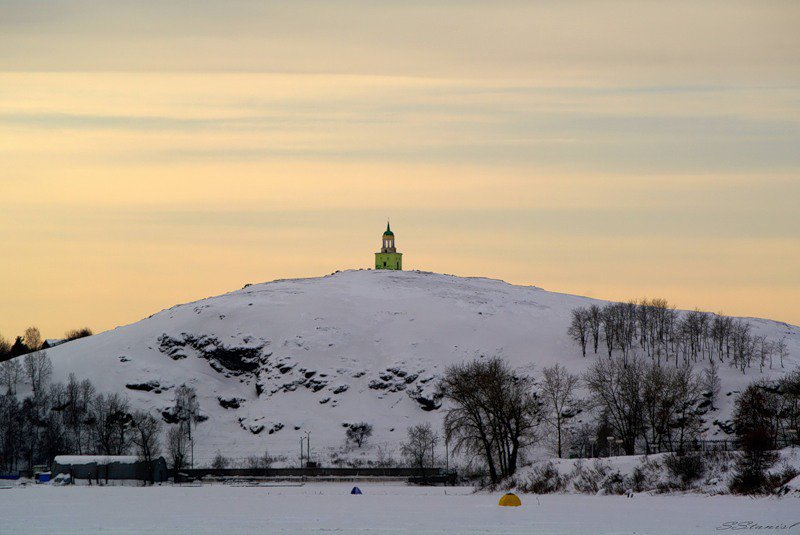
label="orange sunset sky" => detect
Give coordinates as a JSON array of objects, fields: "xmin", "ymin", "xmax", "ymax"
[{"xmin": 1, "ymin": 1, "xmax": 799, "ymax": 339}]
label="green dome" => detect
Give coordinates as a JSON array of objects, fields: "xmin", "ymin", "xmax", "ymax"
[{"xmin": 383, "ymin": 221, "xmax": 394, "ymax": 236}]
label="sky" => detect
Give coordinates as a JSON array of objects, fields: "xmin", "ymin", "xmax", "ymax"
[{"xmin": 1, "ymin": 1, "xmax": 799, "ymax": 339}]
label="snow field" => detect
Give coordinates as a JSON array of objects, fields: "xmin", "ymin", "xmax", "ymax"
[{"xmin": 1, "ymin": 482, "xmax": 798, "ymax": 534}]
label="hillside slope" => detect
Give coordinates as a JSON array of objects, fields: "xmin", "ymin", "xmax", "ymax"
[{"xmin": 42, "ymin": 270, "xmax": 800, "ymax": 465}]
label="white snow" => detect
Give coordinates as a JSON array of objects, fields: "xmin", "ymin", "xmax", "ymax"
[
  {"xmin": 1, "ymin": 483, "xmax": 798, "ymax": 534},
  {"xmin": 782, "ymin": 474, "xmax": 800, "ymax": 496},
  {"xmin": 33, "ymin": 269, "xmax": 800, "ymax": 464}
]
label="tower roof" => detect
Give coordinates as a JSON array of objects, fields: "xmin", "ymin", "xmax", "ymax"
[{"xmin": 383, "ymin": 221, "xmax": 394, "ymax": 236}]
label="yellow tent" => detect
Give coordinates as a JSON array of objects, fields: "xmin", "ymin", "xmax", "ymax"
[{"xmin": 498, "ymin": 493, "xmax": 522, "ymax": 507}]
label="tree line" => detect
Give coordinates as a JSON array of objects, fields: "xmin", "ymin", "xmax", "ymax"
[
  {"xmin": 568, "ymin": 299, "xmax": 789, "ymax": 373},
  {"xmin": 431, "ymin": 354, "xmax": 714, "ymax": 485},
  {"xmin": 0, "ymin": 326, "xmax": 93, "ymax": 363},
  {"xmin": 581, "ymin": 354, "xmax": 707, "ymax": 456},
  {"xmin": 433, "ymin": 351, "xmax": 797, "ymax": 486},
  {"xmin": 0, "ymin": 344, "xmax": 201, "ymax": 482}
]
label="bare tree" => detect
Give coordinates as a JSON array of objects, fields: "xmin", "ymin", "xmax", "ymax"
[
  {"xmin": 570, "ymin": 422, "xmax": 596, "ymax": 458},
  {"xmin": 345, "ymin": 422, "xmax": 373, "ymax": 448},
  {"xmin": 583, "ymin": 355, "xmax": 644, "ymax": 455},
  {"xmin": 400, "ymin": 423, "xmax": 438, "ymax": 481},
  {"xmin": 24, "ymin": 350, "xmax": 51, "ymax": 398},
  {"xmin": 702, "ymin": 359, "xmax": 721, "ymax": 410},
  {"xmin": 601, "ymin": 304, "xmax": 616, "ymax": 357},
  {"xmin": 22, "ymin": 327, "xmax": 42, "ymax": 352},
  {"xmin": 540, "ymin": 364, "xmax": 579, "ymax": 458},
  {"xmin": 174, "ymin": 385, "xmax": 199, "ymax": 422},
  {"xmin": 0, "ymin": 393, "xmax": 22, "ymax": 471},
  {"xmin": 131, "ymin": 410, "xmax": 162, "ymax": 483},
  {"xmin": 0, "ymin": 359, "xmax": 22, "ymax": 395},
  {"xmin": 375, "ymin": 445, "xmax": 396, "ymax": 468},
  {"xmin": 671, "ymin": 363, "xmax": 702, "ymax": 452},
  {"xmin": 167, "ymin": 424, "xmax": 190, "ymax": 475},
  {"xmin": 615, "ymin": 301, "xmax": 638, "ymax": 364},
  {"xmin": 776, "ymin": 338, "xmax": 789, "ymax": 369},
  {"xmin": 587, "ymin": 305, "xmax": 602, "ymax": 354},
  {"xmin": 64, "ymin": 374, "xmax": 95, "ymax": 454},
  {"xmin": 173, "ymin": 385, "xmax": 200, "ymax": 468},
  {"xmin": 39, "ymin": 383, "xmax": 70, "ymax": 466},
  {"xmin": 568, "ymin": 299, "xmax": 787, "ymax": 376},
  {"xmin": 641, "ymin": 362, "xmax": 672, "ymax": 452},
  {"xmin": 92, "ymin": 392, "xmax": 131, "ymax": 455},
  {"xmin": 568, "ymin": 308, "xmax": 590, "ymax": 357},
  {"xmin": 0, "ymin": 333, "xmax": 11, "ymax": 360},
  {"xmin": 441, "ymin": 357, "xmax": 542, "ymax": 483},
  {"xmin": 731, "ymin": 320, "xmax": 755, "ymax": 374}
]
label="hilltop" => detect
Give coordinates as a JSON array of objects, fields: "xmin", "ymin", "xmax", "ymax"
[{"xmin": 41, "ymin": 270, "xmax": 800, "ymax": 465}]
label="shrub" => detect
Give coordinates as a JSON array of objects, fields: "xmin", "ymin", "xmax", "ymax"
[
  {"xmin": 245, "ymin": 449, "xmax": 276, "ymax": 469},
  {"xmin": 600, "ymin": 470, "xmax": 626, "ymax": 495},
  {"xmin": 64, "ymin": 327, "xmax": 93, "ymax": 341},
  {"xmin": 571, "ymin": 459, "xmax": 610, "ymax": 494},
  {"xmin": 777, "ymin": 463, "xmax": 799, "ymax": 487},
  {"xmin": 730, "ymin": 453, "xmax": 778, "ymax": 495},
  {"xmin": 347, "ymin": 457, "xmax": 366, "ymax": 468},
  {"xmin": 730, "ymin": 427, "xmax": 779, "ymax": 495},
  {"xmin": 630, "ymin": 457, "xmax": 662, "ymax": 492},
  {"xmin": 374, "ymin": 445, "xmax": 396, "ymax": 468},
  {"xmin": 211, "ymin": 451, "xmax": 230, "ymax": 469},
  {"xmin": 520, "ymin": 462, "xmax": 565, "ymax": 494},
  {"xmin": 664, "ymin": 453, "xmax": 706, "ymax": 487},
  {"xmin": 345, "ymin": 422, "xmax": 373, "ymax": 448}
]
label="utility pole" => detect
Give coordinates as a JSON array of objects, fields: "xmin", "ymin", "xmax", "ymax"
[
  {"xmin": 304, "ymin": 431, "xmax": 311, "ymax": 467},
  {"xmin": 185, "ymin": 389, "xmax": 197, "ymax": 470},
  {"xmin": 189, "ymin": 420, "xmax": 193, "ymax": 470},
  {"xmin": 189, "ymin": 392, "xmax": 196, "ymax": 470},
  {"xmin": 300, "ymin": 437, "xmax": 304, "ymax": 467}
]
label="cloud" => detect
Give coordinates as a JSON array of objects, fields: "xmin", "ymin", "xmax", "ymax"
[
  {"xmin": 1, "ymin": 1, "xmax": 798, "ymax": 83},
  {"xmin": 0, "ymin": 2, "xmax": 798, "ymax": 334}
]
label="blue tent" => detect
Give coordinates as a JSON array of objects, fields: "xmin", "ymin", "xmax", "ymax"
[{"xmin": 351, "ymin": 486, "xmax": 362, "ymax": 495}]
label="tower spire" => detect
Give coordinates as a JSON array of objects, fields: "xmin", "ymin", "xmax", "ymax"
[{"xmin": 375, "ymin": 221, "xmax": 402, "ymax": 270}]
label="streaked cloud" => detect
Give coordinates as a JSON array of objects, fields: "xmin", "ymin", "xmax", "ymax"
[{"xmin": 0, "ymin": 2, "xmax": 798, "ymax": 336}]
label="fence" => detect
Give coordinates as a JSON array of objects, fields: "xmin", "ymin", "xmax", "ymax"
[{"xmin": 579, "ymin": 437, "xmax": 797, "ymax": 458}]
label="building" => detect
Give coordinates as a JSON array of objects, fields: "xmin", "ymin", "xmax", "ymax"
[
  {"xmin": 374, "ymin": 221, "xmax": 402, "ymax": 270},
  {"xmin": 52, "ymin": 455, "xmax": 169, "ymax": 483}
]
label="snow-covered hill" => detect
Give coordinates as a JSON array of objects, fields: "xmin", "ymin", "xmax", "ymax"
[{"xmin": 42, "ymin": 270, "xmax": 800, "ymax": 464}]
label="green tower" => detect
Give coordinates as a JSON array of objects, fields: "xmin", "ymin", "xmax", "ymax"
[{"xmin": 375, "ymin": 221, "xmax": 402, "ymax": 270}]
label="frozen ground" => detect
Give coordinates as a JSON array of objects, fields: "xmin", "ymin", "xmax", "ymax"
[{"xmin": 1, "ymin": 483, "xmax": 798, "ymax": 534}]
